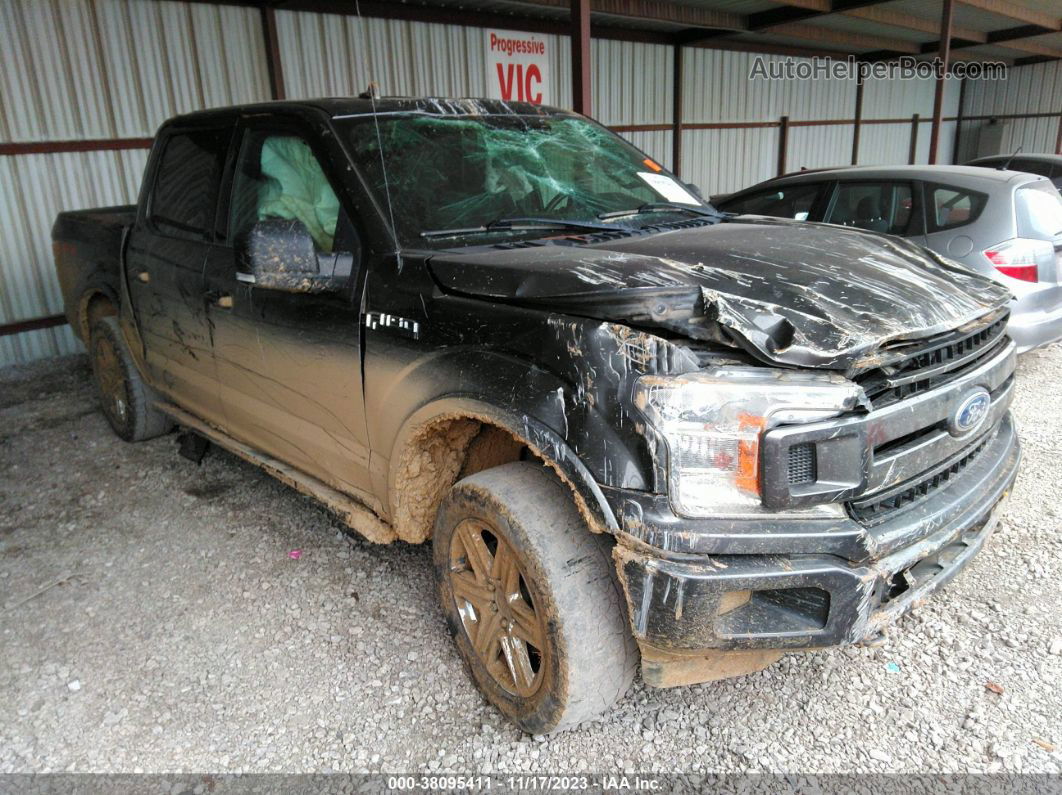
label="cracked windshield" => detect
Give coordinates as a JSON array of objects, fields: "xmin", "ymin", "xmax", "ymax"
[{"xmin": 338, "ymin": 113, "xmax": 709, "ymax": 245}]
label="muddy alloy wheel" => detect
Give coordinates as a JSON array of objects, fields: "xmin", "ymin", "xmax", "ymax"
[
  {"xmin": 433, "ymin": 461, "xmax": 638, "ymax": 734},
  {"xmin": 92, "ymin": 330, "xmax": 131, "ymax": 431},
  {"xmin": 448, "ymin": 517, "xmax": 549, "ymax": 698},
  {"xmin": 89, "ymin": 316, "xmax": 174, "ymax": 442}
]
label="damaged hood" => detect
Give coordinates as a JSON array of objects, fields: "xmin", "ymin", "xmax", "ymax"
[{"xmin": 428, "ymin": 217, "xmax": 1011, "ymax": 370}]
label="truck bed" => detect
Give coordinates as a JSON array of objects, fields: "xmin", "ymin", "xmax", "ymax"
[{"xmin": 52, "ymin": 205, "xmax": 136, "ymax": 341}]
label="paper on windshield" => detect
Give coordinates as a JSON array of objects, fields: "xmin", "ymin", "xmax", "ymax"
[{"xmin": 637, "ymin": 172, "xmax": 700, "ymax": 205}]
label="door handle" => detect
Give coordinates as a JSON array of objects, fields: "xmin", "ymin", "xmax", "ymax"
[
  {"xmin": 136, "ymin": 270, "xmax": 150, "ymax": 283},
  {"xmin": 204, "ymin": 289, "xmax": 233, "ymax": 309}
]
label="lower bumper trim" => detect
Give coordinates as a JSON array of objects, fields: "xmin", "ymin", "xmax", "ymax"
[
  {"xmin": 615, "ymin": 464, "xmax": 1015, "ymax": 653},
  {"xmin": 639, "ymin": 645, "xmax": 783, "ymax": 688}
]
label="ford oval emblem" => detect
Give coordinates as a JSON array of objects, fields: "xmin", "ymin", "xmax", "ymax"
[{"xmin": 950, "ymin": 389, "xmax": 991, "ymax": 436}]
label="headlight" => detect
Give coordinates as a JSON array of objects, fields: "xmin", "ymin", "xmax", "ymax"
[{"xmin": 634, "ymin": 367, "xmax": 864, "ymax": 518}]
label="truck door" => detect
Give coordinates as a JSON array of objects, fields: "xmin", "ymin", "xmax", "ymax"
[
  {"xmin": 202, "ymin": 121, "xmax": 372, "ymax": 498},
  {"xmin": 125, "ymin": 123, "xmax": 232, "ymax": 426}
]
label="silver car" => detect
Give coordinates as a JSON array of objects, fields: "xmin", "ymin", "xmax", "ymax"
[{"xmin": 716, "ymin": 165, "xmax": 1062, "ymax": 352}]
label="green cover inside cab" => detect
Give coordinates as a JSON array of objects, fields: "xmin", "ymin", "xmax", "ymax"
[{"xmin": 258, "ymin": 136, "xmax": 339, "ymax": 251}]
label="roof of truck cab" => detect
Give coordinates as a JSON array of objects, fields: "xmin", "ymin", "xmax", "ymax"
[{"xmin": 161, "ymin": 97, "xmax": 575, "ymax": 128}]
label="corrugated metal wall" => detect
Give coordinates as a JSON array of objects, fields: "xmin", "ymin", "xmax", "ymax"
[
  {"xmin": 856, "ymin": 74, "xmax": 961, "ymax": 166},
  {"xmin": 0, "ymin": 0, "xmax": 270, "ymax": 365},
  {"xmin": 957, "ymin": 61, "xmax": 1062, "ymax": 162},
  {"xmin": 680, "ymin": 50, "xmax": 858, "ymax": 195},
  {"xmin": 678, "ymin": 52, "xmax": 972, "ymax": 195},
  {"xmin": 277, "ymin": 11, "xmax": 573, "ymax": 108},
  {"xmin": 2, "ymin": 0, "xmax": 1059, "ymax": 365},
  {"xmin": 591, "ymin": 39, "xmax": 673, "ymax": 170},
  {"xmin": 274, "ymin": 12, "xmax": 678, "ymax": 169}
]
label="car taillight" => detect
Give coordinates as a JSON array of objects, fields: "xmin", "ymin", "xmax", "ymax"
[{"xmin": 982, "ymin": 238, "xmax": 1052, "ymax": 282}]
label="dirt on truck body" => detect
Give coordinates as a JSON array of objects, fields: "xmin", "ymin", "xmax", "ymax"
[{"xmin": 53, "ymin": 97, "xmax": 1019, "ymax": 734}]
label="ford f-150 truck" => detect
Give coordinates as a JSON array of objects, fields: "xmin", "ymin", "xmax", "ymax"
[{"xmin": 53, "ymin": 98, "xmax": 1020, "ymax": 734}]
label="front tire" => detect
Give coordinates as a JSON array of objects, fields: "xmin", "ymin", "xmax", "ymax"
[
  {"xmin": 432, "ymin": 461, "xmax": 637, "ymax": 733},
  {"xmin": 89, "ymin": 316, "xmax": 173, "ymax": 442}
]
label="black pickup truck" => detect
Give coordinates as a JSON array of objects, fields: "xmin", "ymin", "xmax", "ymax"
[{"xmin": 54, "ymin": 98, "xmax": 1020, "ymax": 734}]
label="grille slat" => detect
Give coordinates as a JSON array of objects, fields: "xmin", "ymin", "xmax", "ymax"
[
  {"xmin": 858, "ymin": 315, "xmax": 1009, "ymax": 409},
  {"xmin": 848, "ymin": 436, "xmax": 991, "ymax": 524}
]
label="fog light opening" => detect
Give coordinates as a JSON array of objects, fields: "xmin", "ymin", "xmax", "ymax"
[
  {"xmin": 714, "ymin": 586, "xmax": 831, "ymax": 635},
  {"xmin": 716, "ymin": 590, "xmax": 752, "ymax": 616}
]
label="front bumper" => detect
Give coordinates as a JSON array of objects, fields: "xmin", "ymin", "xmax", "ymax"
[{"xmin": 612, "ymin": 411, "xmax": 1020, "ymax": 657}]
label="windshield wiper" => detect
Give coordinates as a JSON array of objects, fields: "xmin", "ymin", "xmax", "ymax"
[
  {"xmin": 421, "ymin": 216, "xmax": 621, "ymax": 239},
  {"xmin": 597, "ymin": 202, "xmax": 719, "ymax": 220}
]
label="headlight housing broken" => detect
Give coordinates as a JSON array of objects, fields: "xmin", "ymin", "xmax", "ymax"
[{"xmin": 634, "ymin": 367, "xmax": 864, "ymax": 518}]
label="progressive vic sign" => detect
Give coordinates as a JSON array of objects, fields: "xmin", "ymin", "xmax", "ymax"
[{"xmin": 486, "ymin": 31, "xmax": 549, "ymax": 105}]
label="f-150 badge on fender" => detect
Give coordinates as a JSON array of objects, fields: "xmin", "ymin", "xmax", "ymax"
[{"xmin": 364, "ymin": 312, "xmax": 420, "ymax": 340}]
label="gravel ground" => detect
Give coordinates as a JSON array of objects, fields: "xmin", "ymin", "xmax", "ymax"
[{"xmin": 1, "ymin": 346, "xmax": 1061, "ymax": 775}]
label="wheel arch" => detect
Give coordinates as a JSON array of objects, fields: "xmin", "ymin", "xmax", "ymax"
[
  {"xmin": 76, "ymin": 286, "xmax": 120, "ymax": 343},
  {"xmin": 386, "ymin": 396, "xmax": 620, "ymax": 545}
]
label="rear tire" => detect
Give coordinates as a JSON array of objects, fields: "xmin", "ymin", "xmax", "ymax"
[
  {"xmin": 89, "ymin": 316, "xmax": 173, "ymax": 442},
  {"xmin": 433, "ymin": 461, "xmax": 637, "ymax": 733}
]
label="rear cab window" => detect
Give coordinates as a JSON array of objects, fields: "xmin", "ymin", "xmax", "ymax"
[
  {"xmin": 148, "ymin": 127, "xmax": 232, "ymax": 240},
  {"xmin": 924, "ymin": 183, "xmax": 988, "ymax": 233}
]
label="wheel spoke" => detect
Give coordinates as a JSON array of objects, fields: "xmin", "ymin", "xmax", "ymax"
[
  {"xmin": 474, "ymin": 607, "xmax": 503, "ymax": 659},
  {"xmin": 508, "ymin": 599, "xmax": 544, "ymax": 650},
  {"xmin": 456, "ymin": 523, "xmax": 495, "ymax": 582},
  {"xmin": 484, "ymin": 647, "xmax": 513, "ymax": 684},
  {"xmin": 500, "ymin": 635, "xmax": 537, "ymax": 692},
  {"xmin": 491, "ymin": 541, "xmax": 520, "ymax": 596},
  {"xmin": 450, "ymin": 570, "xmax": 493, "ymax": 612}
]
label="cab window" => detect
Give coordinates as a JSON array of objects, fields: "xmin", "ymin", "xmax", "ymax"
[
  {"xmin": 228, "ymin": 129, "xmax": 358, "ymax": 277},
  {"xmin": 150, "ymin": 127, "xmax": 231, "ymax": 240}
]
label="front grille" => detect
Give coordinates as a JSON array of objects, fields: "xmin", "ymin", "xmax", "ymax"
[
  {"xmin": 787, "ymin": 442, "xmax": 817, "ymax": 484},
  {"xmin": 848, "ymin": 435, "xmax": 991, "ymax": 525},
  {"xmin": 857, "ymin": 314, "xmax": 1009, "ymax": 409}
]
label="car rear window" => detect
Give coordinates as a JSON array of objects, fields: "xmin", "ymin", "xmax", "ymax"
[
  {"xmin": 1015, "ymin": 181, "xmax": 1062, "ymax": 241},
  {"xmin": 150, "ymin": 128, "xmax": 231, "ymax": 240},
  {"xmin": 925, "ymin": 183, "xmax": 988, "ymax": 233},
  {"xmin": 1010, "ymin": 159, "xmax": 1053, "ymax": 179}
]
